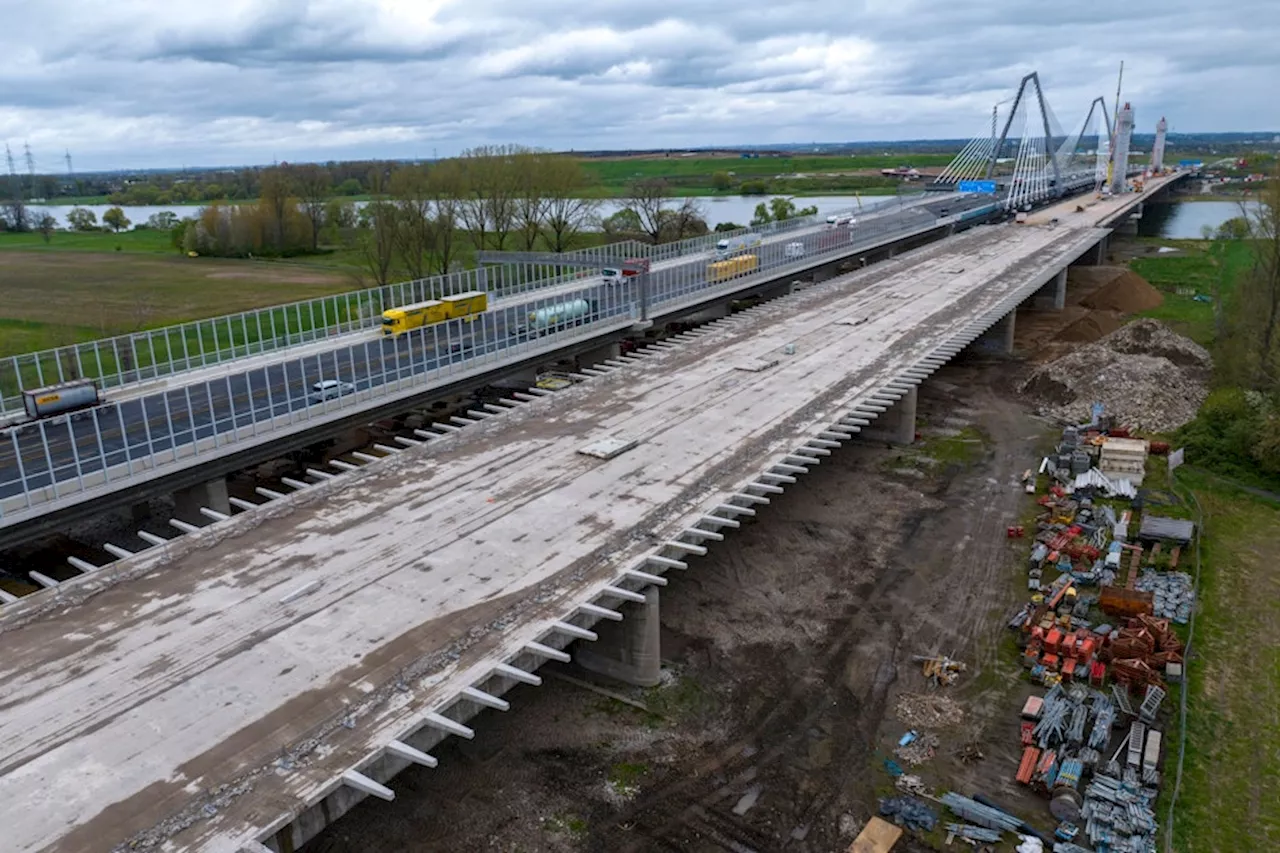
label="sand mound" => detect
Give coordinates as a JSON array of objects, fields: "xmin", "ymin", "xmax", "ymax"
[
  {"xmin": 1080, "ymin": 270, "xmax": 1164, "ymax": 314},
  {"xmin": 1057, "ymin": 312, "xmax": 1123, "ymax": 343},
  {"xmin": 1020, "ymin": 319, "xmax": 1212, "ymax": 432}
]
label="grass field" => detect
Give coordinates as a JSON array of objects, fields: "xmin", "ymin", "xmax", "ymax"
[
  {"xmin": 1130, "ymin": 239, "xmax": 1255, "ymax": 347},
  {"xmin": 1166, "ymin": 469, "xmax": 1280, "ymax": 851},
  {"xmin": 0, "ymin": 230, "xmax": 358, "ymax": 358},
  {"xmin": 0, "ymin": 225, "xmax": 618, "ymax": 363},
  {"xmin": 579, "ymin": 153, "xmax": 954, "ymax": 195}
]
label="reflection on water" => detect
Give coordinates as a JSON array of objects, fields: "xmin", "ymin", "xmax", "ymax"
[{"xmin": 1138, "ymin": 200, "xmax": 1257, "ymax": 239}]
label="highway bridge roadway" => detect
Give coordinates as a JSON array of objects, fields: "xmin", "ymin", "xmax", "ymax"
[
  {"xmin": 0, "ymin": 220, "xmax": 1106, "ymax": 852},
  {"xmin": 0, "ymin": 196, "xmax": 972, "ymax": 506}
]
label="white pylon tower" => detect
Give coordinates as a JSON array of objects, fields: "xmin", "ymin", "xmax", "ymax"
[
  {"xmin": 1152, "ymin": 117, "xmax": 1167, "ymax": 172},
  {"xmin": 1110, "ymin": 102, "xmax": 1134, "ymax": 194}
]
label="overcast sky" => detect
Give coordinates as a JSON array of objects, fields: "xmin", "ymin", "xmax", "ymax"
[{"xmin": 1, "ymin": 0, "xmax": 1276, "ymax": 171}]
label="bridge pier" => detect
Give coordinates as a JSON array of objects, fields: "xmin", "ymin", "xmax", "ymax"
[
  {"xmin": 576, "ymin": 586, "xmax": 662, "ymax": 687},
  {"xmin": 857, "ymin": 386, "xmax": 918, "ymax": 445},
  {"xmin": 970, "ymin": 309, "xmax": 1017, "ymax": 355},
  {"xmin": 578, "ymin": 340, "xmax": 622, "ymax": 366},
  {"xmin": 679, "ymin": 303, "xmax": 731, "ymax": 324},
  {"xmin": 172, "ymin": 477, "xmax": 231, "ymax": 525},
  {"xmin": 1033, "ymin": 269, "xmax": 1068, "ymax": 311},
  {"xmin": 1091, "ymin": 235, "xmax": 1109, "ymax": 265}
]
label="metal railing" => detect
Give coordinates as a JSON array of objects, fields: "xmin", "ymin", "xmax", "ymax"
[
  {"xmin": 0, "ymin": 196, "xmax": 966, "ymax": 524},
  {"xmin": 0, "ymin": 202, "xmax": 892, "ymax": 416}
]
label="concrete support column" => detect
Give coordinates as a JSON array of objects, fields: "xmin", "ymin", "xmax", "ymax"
[
  {"xmin": 492, "ymin": 367, "xmax": 540, "ymax": 389},
  {"xmin": 858, "ymin": 386, "xmax": 918, "ymax": 445},
  {"xmin": 578, "ymin": 341, "xmax": 621, "ymax": 367},
  {"xmin": 970, "ymin": 309, "xmax": 1017, "ymax": 355},
  {"xmin": 996, "ymin": 309, "xmax": 1017, "ymax": 353},
  {"xmin": 576, "ymin": 586, "xmax": 661, "ymax": 687},
  {"xmin": 1034, "ymin": 269, "xmax": 1068, "ymax": 311},
  {"xmin": 681, "ymin": 303, "xmax": 730, "ymax": 324},
  {"xmin": 1094, "ymin": 235, "xmax": 1108, "ymax": 265},
  {"xmin": 172, "ymin": 477, "xmax": 231, "ymax": 524}
]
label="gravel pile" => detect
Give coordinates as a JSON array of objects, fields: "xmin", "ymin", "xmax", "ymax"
[
  {"xmin": 1020, "ymin": 320, "xmax": 1212, "ymax": 432},
  {"xmin": 895, "ymin": 693, "xmax": 965, "ymax": 729}
]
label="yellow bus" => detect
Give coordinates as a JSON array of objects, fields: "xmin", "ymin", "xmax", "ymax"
[{"xmin": 381, "ymin": 290, "xmax": 489, "ymax": 336}]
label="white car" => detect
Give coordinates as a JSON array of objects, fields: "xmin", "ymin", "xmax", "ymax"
[
  {"xmin": 309, "ymin": 379, "xmax": 355, "ymax": 403},
  {"xmin": 784, "ymin": 241, "xmax": 805, "ymax": 259}
]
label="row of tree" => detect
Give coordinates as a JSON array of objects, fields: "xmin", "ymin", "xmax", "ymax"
[
  {"xmin": 1177, "ymin": 170, "xmax": 1280, "ymax": 482},
  {"xmin": 173, "ymin": 150, "xmax": 740, "ymax": 283}
]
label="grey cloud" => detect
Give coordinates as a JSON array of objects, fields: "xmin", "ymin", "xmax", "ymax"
[{"xmin": 0, "ymin": 0, "xmax": 1275, "ymax": 170}]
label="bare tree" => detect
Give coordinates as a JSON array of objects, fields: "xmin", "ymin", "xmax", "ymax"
[
  {"xmin": 292, "ymin": 164, "xmax": 331, "ymax": 250},
  {"xmin": 543, "ymin": 156, "xmax": 599, "ymax": 252},
  {"xmin": 361, "ymin": 200, "xmax": 398, "ymax": 286},
  {"xmin": 666, "ymin": 198, "xmax": 707, "ymax": 242},
  {"xmin": 428, "ymin": 159, "xmax": 466, "ymax": 273},
  {"xmin": 456, "ymin": 145, "xmax": 522, "ymax": 253},
  {"xmin": 390, "ymin": 165, "xmax": 434, "ymax": 280},
  {"xmin": 258, "ymin": 166, "xmax": 291, "ymax": 250},
  {"xmin": 514, "ymin": 150, "xmax": 550, "ymax": 251},
  {"xmin": 359, "ymin": 169, "xmax": 398, "ymax": 286},
  {"xmin": 455, "ymin": 154, "xmax": 487, "ymax": 253},
  {"xmin": 625, "ymin": 177, "xmax": 670, "ymax": 243},
  {"xmin": 483, "ymin": 145, "xmax": 520, "ymax": 251}
]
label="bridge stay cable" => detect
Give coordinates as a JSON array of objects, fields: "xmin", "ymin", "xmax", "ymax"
[{"xmin": 931, "ymin": 71, "xmax": 1112, "ymax": 210}]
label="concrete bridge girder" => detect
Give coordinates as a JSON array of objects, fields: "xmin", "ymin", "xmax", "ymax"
[{"xmin": 856, "ymin": 385, "xmax": 919, "ymax": 445}]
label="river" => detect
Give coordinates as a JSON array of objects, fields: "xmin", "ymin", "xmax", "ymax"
[
  {"xmin": 1138, "ymin": 200, "xmax": 1259, "ymax": 239},
  {"xmin": 25, "ymin": 194, "xmax": 905, "ymax": 233}
]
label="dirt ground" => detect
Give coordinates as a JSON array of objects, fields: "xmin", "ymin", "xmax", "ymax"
[
  {"xmin": 304, "ymin": 354, "xmax": 1056, "ymax": 853},
  {"xmin": 1014, "ymin": 264, "xmax": 1165, "ymax": 365}
]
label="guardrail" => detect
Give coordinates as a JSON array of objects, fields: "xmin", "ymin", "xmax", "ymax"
[
  {"xmin": 0, "ymin": 197, "xmax": 958, "ymax": 524},
  {"xmin": 1, "ymin": 198, "xmax": 922, "ymax": 416}
]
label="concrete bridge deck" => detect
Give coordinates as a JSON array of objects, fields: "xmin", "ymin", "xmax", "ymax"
[{"xmin": 0, "ymin": 217, "xmax": 1108, "ymax": 852}]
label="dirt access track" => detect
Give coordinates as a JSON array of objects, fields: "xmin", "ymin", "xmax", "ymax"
[
  {"xmin": 309, "ymin": 357, "xmax": 1044, "ymax": 853},
  {"xmin": 0, "ymin": 222, "xmax": 1099, "ymax": 852}
]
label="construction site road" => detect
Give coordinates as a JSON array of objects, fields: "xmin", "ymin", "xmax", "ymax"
[{"xmin": 0, "ymin": 218, "xmax": 1105, "ymax": 853}]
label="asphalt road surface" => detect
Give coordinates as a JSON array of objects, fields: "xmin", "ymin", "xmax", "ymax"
[{"xmin": 0, "ymin": 196, "xmax": 992, "ymax": 502}]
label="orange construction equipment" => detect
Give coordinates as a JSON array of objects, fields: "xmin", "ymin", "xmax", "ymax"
[{"xmin": 1017, "ymin": 746, "xmax": 1041, "ymax": 784}]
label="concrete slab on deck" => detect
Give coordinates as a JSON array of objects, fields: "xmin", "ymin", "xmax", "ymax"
[{"xmin": 0, "ymin": 220, "xmax": 1106, "ymax": 853}]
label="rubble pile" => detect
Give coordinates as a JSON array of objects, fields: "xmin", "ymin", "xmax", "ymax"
[
  {"xmin": 894, "ymin": 731, "xmax": 940, "ymax": 766},
  {"xmin": 894, "ymin": 693, "xmax": 965, "ymax": 729},
  {"xmin": 1020, "ymin": 320, "xmax": 1212, "ymax": 432}
]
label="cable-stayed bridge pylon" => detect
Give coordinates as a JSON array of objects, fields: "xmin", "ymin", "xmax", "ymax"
[{"xmin": 932, "ymin": 72, "xmax": 1112, "ymax": 210}]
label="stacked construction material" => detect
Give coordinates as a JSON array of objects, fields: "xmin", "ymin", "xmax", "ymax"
[
  {"xmin": 939, "ymin": 793, "xmax": 1025, "ymax": 833},
  {"xmin": 1081, "ymin": 774, "xmax": 1158, "ymax": 852},
  {"xmin": 878, "ymin": 796, "xmax": 938, "ymax": 832},
  {"xmin": 945, "ymin": 824, "xmax": 1003, "ymax": 843},
  {"xmin": 1135, "ymin": 569, "xmax": 1195, "ymax": 623}
]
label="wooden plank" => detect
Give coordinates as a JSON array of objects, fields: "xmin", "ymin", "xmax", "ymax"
[{"xmin": 848, "ymin": 816, "xmax": 903, "ymax": 853}]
